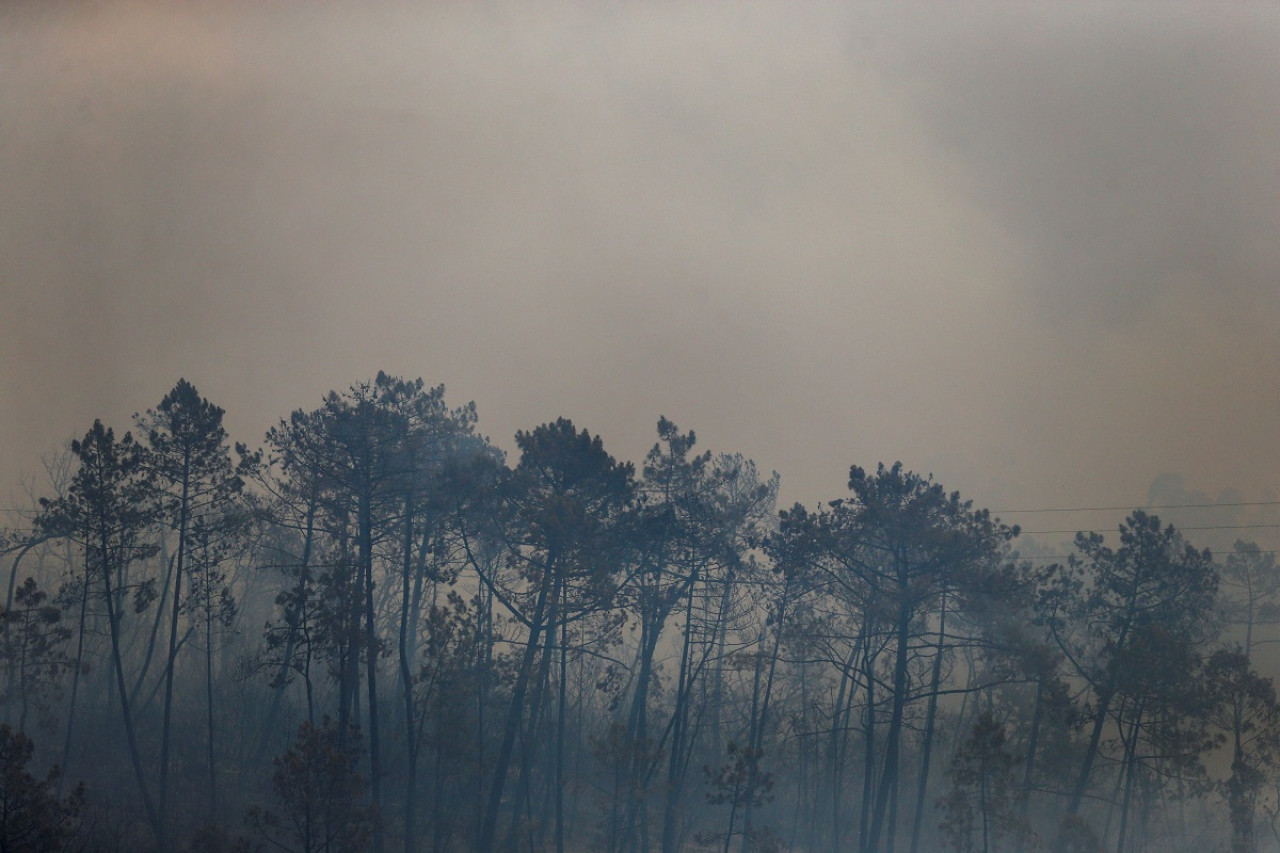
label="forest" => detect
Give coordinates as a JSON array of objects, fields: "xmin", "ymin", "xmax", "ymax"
[{"xmin": 1, "ymin": 372, "xmax": 1277, "ymax": 853}]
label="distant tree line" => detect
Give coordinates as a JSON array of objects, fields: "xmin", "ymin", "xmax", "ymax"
[{"xmin": 1, "ymin": 373, "xmax": 1277, "ymax": 853}]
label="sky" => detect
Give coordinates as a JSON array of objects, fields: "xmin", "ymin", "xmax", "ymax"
[{"xmin": 3, "ymin": 1, "xmax": 1279, "ymax": 553}]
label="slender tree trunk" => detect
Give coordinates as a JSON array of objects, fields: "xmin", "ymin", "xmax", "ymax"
[
  {"xmin": 555, "ymin": 616, "xmax": 569, "ymax": 853},
  {"xmin": 830, "ymin": 632, "xmax": 864, "ymax": 853},
  {"xmin": 474, "ymin": 581, "xmax": 493, "ymax": 848},
  {"xmin": 302, "ymin": 615, "xmax": 315, "ymax": 726},
  {"xmin": 980, "ymin": 759, "xmax": 991, "ymax": 853},
  {"xmin": 399, "ymin": 496, "xmax": 420, "ymax": 853},
  {"xmin": 399, "ymin": 526, "xmax": 431, "ymax": 720},
  {"xmin": 624, "ymin": 583, "xmax": 667, "ymax": 852},
  {"xmin": 1112, "ymin": 703, "xmax": 1144, "ymax": 853},
  {"xmin": 59, "ymin": 550, "xmax": 91, "ymax": 794},
  {"xmin": 159, "ymin": 452, "xmax": 191, "ymax": 846},
  {"xmin": 738, "ymin": 633, "xmax": 766, "ymax": 853},
  {"xmin": 258, "ymin": 498, "xmax": 317, "ymax": 755},
  {"xmin": 4, "ymin": 540, "xmax": 39, "ymax": 728},
  {"xmin": 205, "ymin": 590, "xmax": 217, "ymax": 822},
  {"xmin": 478, "ymin": 557, "xmax": 556, "ymax": 853},
  {"xmin": 909, "ymin": 595, "xmax": 947, "ymax": 853},
  {"xmin": 336, "ymin": 524, "xmax": 358, "ymax": 735},
  {"xmin": 741, "ymin": 577, "xmax": 791, "ymax": 852},
  {"xmin": 130, "ymin": 535, "xmax": 171, "ymax": 706},
  {"xmin": 1014, "ymin": 680, "xmax": 1046, "ymax": 853},
  {"xmin": 661, "ymin": 567, "xmax": 702, "ymax": 853},
  {"xmin": 138, "ymin": 622, "xmax": 196, "ymax": 716},
  {"xmin": 886, "ymin": 748, "xmax": 900, "ymax": 853},
  {"xmin": 724, "ymin": 795, "xmax": 740, "ymax": 853},
  {"xmin": 1067, "ymin": 687, "xmax": 1115, "ymax": 816},
  {"xmin": 359, "ymin": 490, "xmax": 385, "ymax": 853},
  {"xmin": 1227, "ymin": 703, "xmax": 1255, "ymax": 853},
  {"xmin": 793, "ymin": 660, "xmax": 813, "ymax": 853},
  {"xmin": 869, "ymin": 567, "xmax": 912, "ymax": 853},
  {"xmin": 827, "ymin": 659, "xmax": 851, "ymax": 853},
  {"xmin": 100, "ymin": 528, "xmax": 161, "ymax": 841},
  {"xmin": 506, "ymin": 587, "xmax": 559, "ymax": 853},
  {"xmin": 860, "ymin": 643, "xmax": 878, "ymax": 853},
  {"xmin": 4, "ymin": 540, "xmax": 38, "ymax": 617},
  {"xmin": 708, "ymin": 563, "xmax": 737, "ymax": 759},
  {"xmin": 14, "ymin": 613, "xmax": 30, "ymax": 732}
]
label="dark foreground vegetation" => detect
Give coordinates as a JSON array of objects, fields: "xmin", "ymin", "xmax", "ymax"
[{"xmin": 2, "ymin": 373, "xmax": 1277, "ymax": 853}]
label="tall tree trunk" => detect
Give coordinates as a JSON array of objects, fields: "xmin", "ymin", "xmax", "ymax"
[
  {"xmin": 205, "ymin": 588, "xmax": 217, "ymax": 823},
  {"xmin": 59, "ymin": 548, "xmax": 91, "ymax": 794},
  {"xmin": 980, "ymin": 756, "xmax": 991, "ymax": 853},
  {"xmin": 1114, "ymin": 707, "xmax": 1143, "ymax": 853},
  {"xmin": 1227, "ymin": 706, "xmax": 1256, "ymax": 853},
  {"xmin": 869, "ymin": 568, "xmax": 912, "ymax": 853},
  {"xmin": 258, "ymin": 498, "xmax": 317, "ymax": 755},
  {"xmin": 623, "ymin": 580, "xmax": 667, "ymax": 852},
  {"xmin": 708, "ymin": 563, "xmax": 737, "ymax": 760},
  {"xmin": 1067, "ymin": 687, "xmax": 1115, "ymax": 816},
  {"xmin": 478, "ymin": 556, "xmax": 556, "ymax": 853},
  {"xmin": 130, "ymin": 535, "xmax": 171, "ymax": 707},
  {"xmin": 660, "ymin": 567, "xmax": 702, "ymax": 853},
  {"xmin": 859, "ymin": 642, "xmax": 878, "ymax": 853},
  {"xmin": 829, "ymin": 632, "xmax": 864, "ymax": 853},
  {"xmin": 336, "ymin": 523, "xmax": 358, "ymax": 735},
  {"xmin": 505, "ymin": 586, "xmax": 560, "ymax": 853},
  {"xmin": 555, "ymin": 616, "xmax": 569, "ymax": 853},
  {"xmin": 741, "ymin": 576, "xmax": 791, "ymax": 852},
  {"xmin": 398, "ymin": 525, "xmax": 432, "ymax": 725},
  {"xmin": 158, "ymin": 451, "xmax": 191, "ymax": 848},
  {"xmin": 4, "ymin": 540, "xmax": 40, "ymax": 728},
  {"xmin": 474, "ymin": 581, "xmax": 494, "ymax": 848},
  {"xmin": 909, "ymin": 594, "xmax": 947, "ymax": 853},
  {"xmin": 100, "ymin": 528, "xmax": 161, "ymax": 842},
  {"xmin": 1014, "ymin": 680, "xmax": 1045, "ymax": 853},
  {"xmin": 399, "ymin": 496, "xmax": 420, "ymax": 853},
  {"xmin": 359, "ymin": 490, "xmax": 385, "ymax": 853}
]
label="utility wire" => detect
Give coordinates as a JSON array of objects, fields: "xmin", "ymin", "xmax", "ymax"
[
  {"xmin": 995, "ymin": 500, "xmax": 1280, "ymax": 514},
  {"xmin": 3, "ymin": 497, "xmax": 1278, "ymax": 515},
  {"xmin": 1019, "ymin": 522, "xmax": 1280, "ymax": 535},
  {"xmin": 5, "ymin": 491, "xmax": 1274, "ymax": 512},
  {"xmin": 1018, "ymin": 548, "xmax": 1280, "ymax": 562}
]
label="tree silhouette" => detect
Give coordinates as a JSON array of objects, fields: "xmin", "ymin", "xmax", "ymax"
[
  {"xmin": 476, "ymin": 418, "xmax": 634, "ymax": 853},
  {"xmin": 700, "ymin": 740, "xmax": 775, "ymax": 853},
  {"xmin": 246, "ymin": 717, "xmax": 376, "ymax": 853},
  {"xmin": 939, "ymin": 712, "xmax": 1035, "ymax": 853},
  {"xmin": 0, "ymin": 578, "xmax": 72, "ymax": 733},
  {"xmin": 1041, "ymin": 511, "xmax": 1218, "ymax": 824},
  {"xmin": 36, "ymin": 421, "xmax": 160, "ymax": 839},
  {"xmin": 1202, "ymin": 647, "xmax": 1280, "ymax": 853},
  {"xmin": 138, "ymin": 378, "xmax": 251, "ymax": 837},
  {"xmin": 0, "ymin": 724, "xmax": 83, "ymax": 852}
]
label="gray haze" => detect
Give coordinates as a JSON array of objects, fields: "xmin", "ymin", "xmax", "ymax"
[{"xmin": 3, "ymin": 1, "xmax": 1279, "ymax": 540}]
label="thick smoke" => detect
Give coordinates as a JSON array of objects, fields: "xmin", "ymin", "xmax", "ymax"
[{"xmin": 2, "ymin": 1, "xmax": 1278, "ymax": 518}]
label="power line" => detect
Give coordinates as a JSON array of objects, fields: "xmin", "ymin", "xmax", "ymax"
[
  {"xmin": 1018, "ymin": 547, "xmax": 1280, "ymax": 562},
  {"xmin": 4, "ymin": 498, "xmax": 1279, "ymax": 526},
  {"xmin": 995, "ymin": 500, "xmax": 1280, "ymax": 514},
  {"xmin": 5, "ymin": 494, "xmax": 1274, "ymax": 514},
  {"xmin": 1019, "ymin": 522, "xmax": 1280, "ymax": 535}
]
